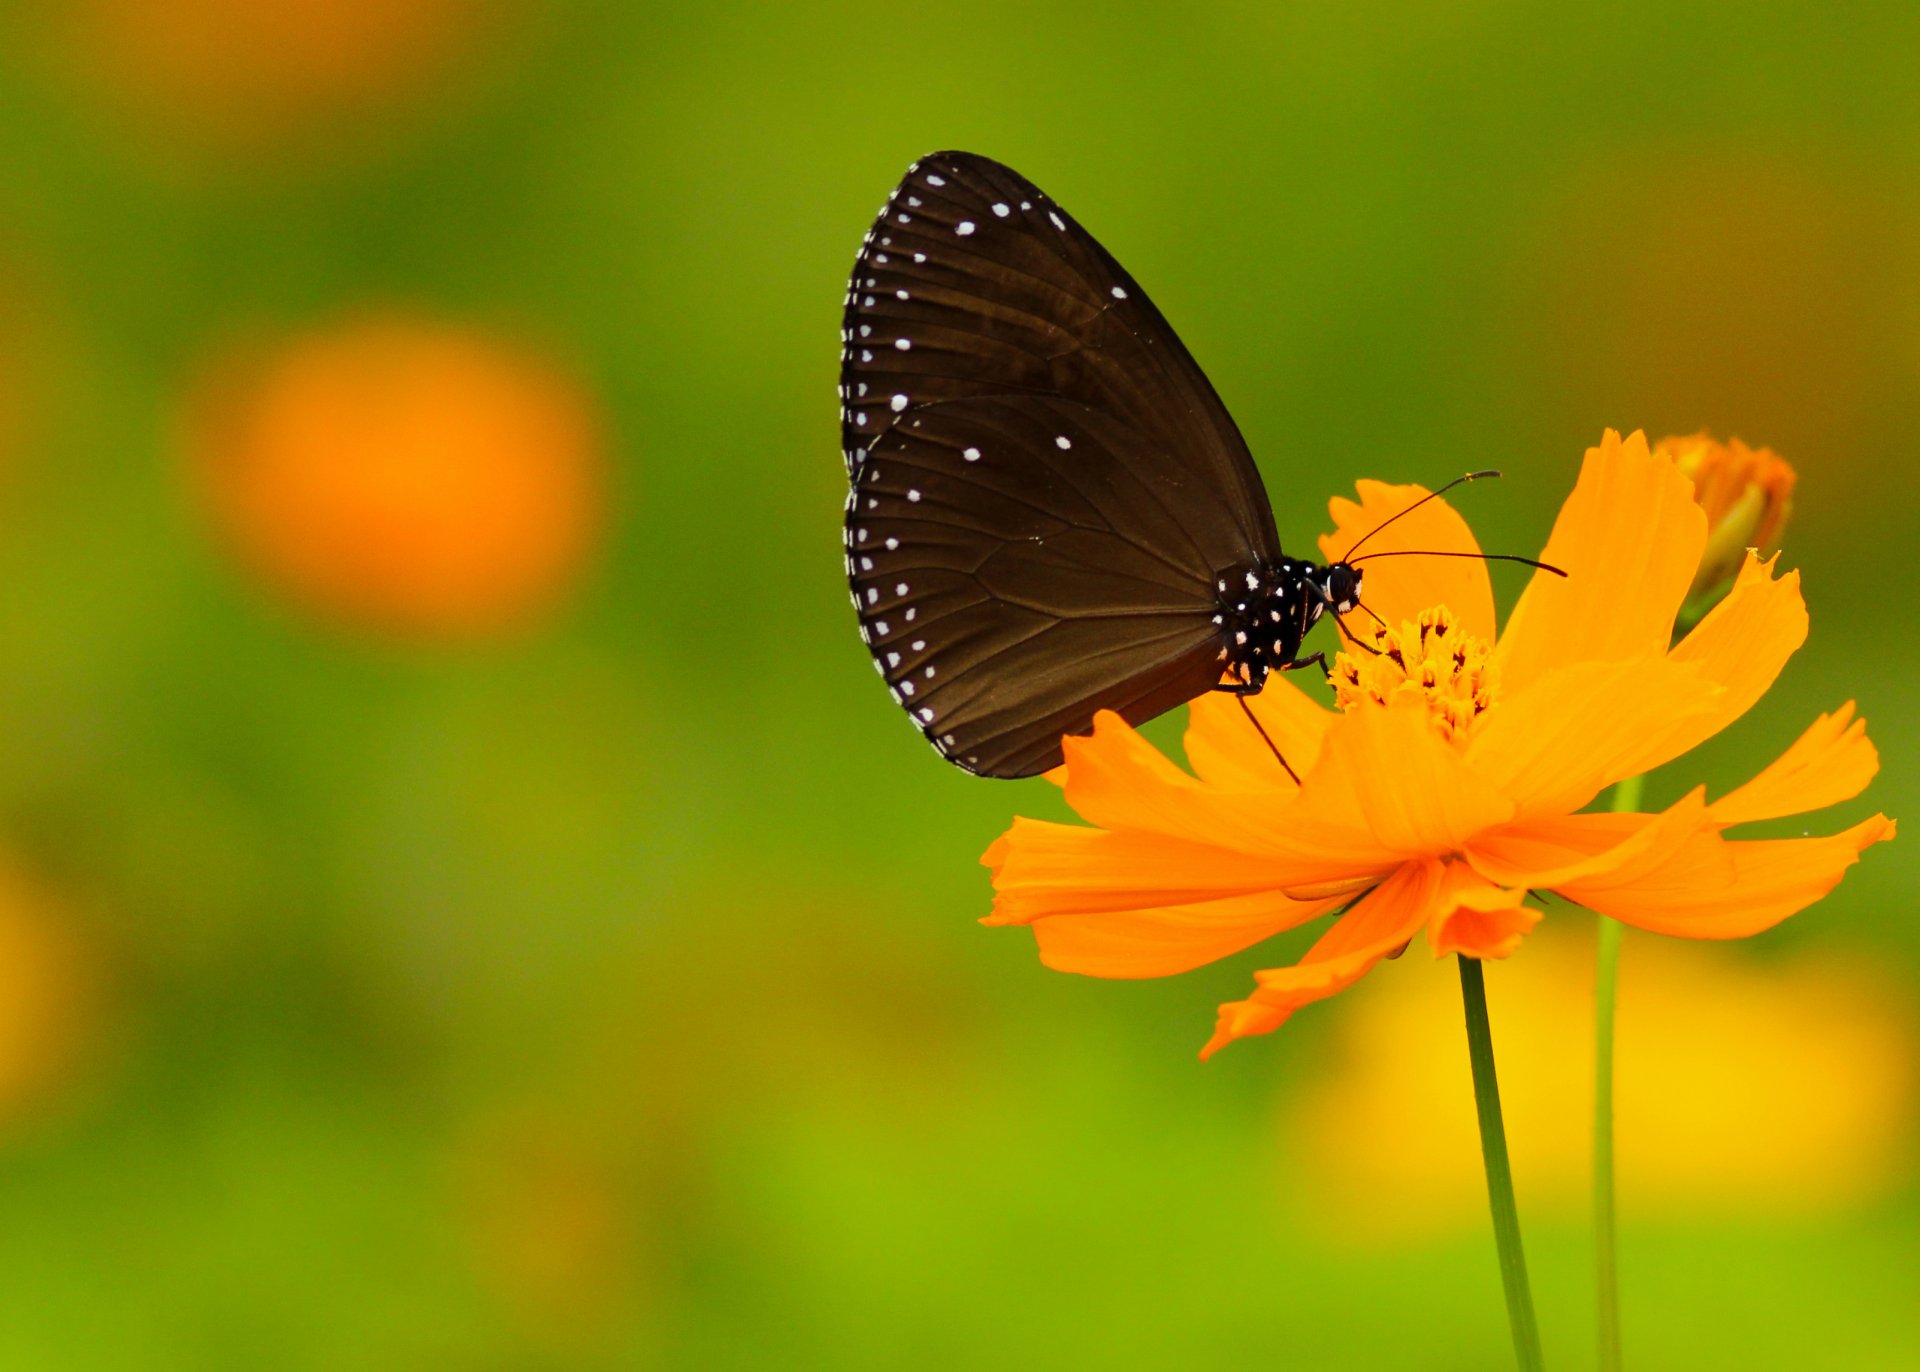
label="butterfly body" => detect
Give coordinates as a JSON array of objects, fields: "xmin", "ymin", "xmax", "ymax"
[
  {"xmin": 1214, "ymin": 558, "xmax": 1362, "ymax": 695},
  {"xmin": 839, "ymin": 152, "xmax": 1350, "ymax": 778}
]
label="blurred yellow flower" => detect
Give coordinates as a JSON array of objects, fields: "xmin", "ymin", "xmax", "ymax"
[
  {"xmin": 1657, "ymin": 432, "xmax": 1796, "ymax": 604},
  {"xmin": 1285, "ymin": 928, "xmax": 1916, "ymax": 1243},
  {"xmin": 185, "ymin": 315, "xmax": 607, "ymax": 640}
]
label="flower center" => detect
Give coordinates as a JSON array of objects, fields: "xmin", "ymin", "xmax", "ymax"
[{"xmin": 1332, "ymin": 606, "xmax": 1498, "ymax": 742}]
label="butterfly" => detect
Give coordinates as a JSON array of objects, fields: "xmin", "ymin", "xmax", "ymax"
[{"xmin": 837, "ymin": 152, "xmax": 1529, "ymax": 779}]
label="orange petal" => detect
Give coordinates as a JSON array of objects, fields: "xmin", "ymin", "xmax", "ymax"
[
  {"xmin": 1200, "ymin": 858, "xmax": 1440, "ymax": 1058},
  {"xmin": 1029, "ymin": 888, "xmax": 1347, "ymax": 979},
  {"xmin": 1710, "ymin": 702, "xmax": 1879, "ymax": 827},
  {"xmin": 1059, "ymin": 713, "xmax": 1279, "ymax": 852},
  {"xmin": 1184, "ymin": 675, "xmax": 1332, "ymax": 790},
  {"xmin": 1059, "ymin": 713, "xmax": 1393, "ymax": 889},
  {"xmin": 982, "ymin": 817, "xmax": 1289, "ymax": 925},
  {"xmin": 1318, "ymin": 480, "xmax": 1495, "ymax": 643},
  {"xmin": 1295, "ymin": 697, "xmax": 1515, "ymax": 857},
  {"xmin": 1464, "ymin": 657, "xmax": 1725, "ymax": 817},
  {"xmin": 1495, "ymin": 430, "xmax": 1706, "ymax": 695},
  {"xmin": 994, "ymin": 697, "xmax": 1518, "ymax": 947},
  {"xmin": 1649, "ymin": 551, "xmax": 1810, "ymax": 767},
  {"xmin": 1564, "ymin": 815, "xmax": 1895, "ymax": 939},
  {"xmin": 1426, "ymin": 861, "xmax": 1539, "ymax": 959},
  {"xmin": 1467, "ymin": 787, "xmax": 1725, "ymax": 891}
]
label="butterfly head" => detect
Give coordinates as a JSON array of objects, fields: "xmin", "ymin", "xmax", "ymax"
[{"xmin": 1319, "ymin": 562, "xmax": 1363, "ymax": 615}]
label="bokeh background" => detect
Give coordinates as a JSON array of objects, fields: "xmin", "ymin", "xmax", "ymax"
[{"xmin": 0, "ymin": 2, "xmax": 1913, "ymax": 1368}]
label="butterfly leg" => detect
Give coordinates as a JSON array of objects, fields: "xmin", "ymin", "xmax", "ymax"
[
  {"xmin": 1212, "ymin": 666, "xmax": 1301, "ymax": 784},
  {"xmin": 1330, "ymin": 610, "xmax": 1382, "ymax": 656},
  {"xmin": 1232, "ymin": 695, "xmax": 1299, "ymax": 784},
  {"xmin": 1279, "ymin": 651, "xmax": 1330, "ymax": 679}
]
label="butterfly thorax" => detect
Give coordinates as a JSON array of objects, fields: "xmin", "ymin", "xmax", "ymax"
[{"xmin": 1213, "ymin": 559, "xmax": 1363, "ymax": 690}]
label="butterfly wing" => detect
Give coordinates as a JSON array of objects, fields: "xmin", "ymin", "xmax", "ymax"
[{"xmin": 839, "ymin": 152, "xmax": 1280, "ymax": 777}]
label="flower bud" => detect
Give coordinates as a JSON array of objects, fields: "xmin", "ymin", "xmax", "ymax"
[{"xmin": 1656, "ymin": 433, "xmax": 1795, "ymax": 604}]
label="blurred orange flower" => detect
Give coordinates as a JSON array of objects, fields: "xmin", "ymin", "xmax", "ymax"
[
  {"xmin": 983, "ymin": 431, "xmax": 1892, "ymax": 1056},
  {"xmin": 1288, "ymin": 930, "xmax": 1916, "ymax": 1241},
  {"xmin": 1657, "ymin": 432, "xmax": 1796, "ymax": 603},
  {"xmin": 0, "ymin": 250, "xmax": 54, "ymax": 475},
  {"xmin": 53, "ymin": 0, "xmax": 514, "ymax": 153},
  {"xmin": 0, "ymin": 862, "xmax": 108, "ymax": 1137},
  {"xmin": 186, "ymin": 315, "xmax": 606, "ymax": 640},
  {"xmin": 451, "ymin": 1106, "xmax": 642, "ymax": 1345}
]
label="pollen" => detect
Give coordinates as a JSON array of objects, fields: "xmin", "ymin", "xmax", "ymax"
[{"xmin": 1332, "ymin": 606, "xmax": 1497, "ymax": 742}]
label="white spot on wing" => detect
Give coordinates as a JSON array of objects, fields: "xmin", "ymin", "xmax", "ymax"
[
  {"xmin": 962, "ymin": 447, "xmax": 980, "ymax": 462},
  {"xmin": 956, "ymin": 221, "xmax": 975, "ymax": 235},
  {"xmin": 1055, "ymin": 435, "xmax": 1072, "ymax": 449}
]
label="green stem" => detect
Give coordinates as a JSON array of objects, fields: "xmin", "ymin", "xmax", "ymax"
[
  {"xmin": 1593, "ymin": 772, "xmax": 1642, "ymax": 1372},
  {"xmin": 1459, "ymin": 955, "xmax": 1547, "ymax": 1372}
]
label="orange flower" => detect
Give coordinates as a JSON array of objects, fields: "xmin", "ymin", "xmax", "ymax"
[
  {"xmin": 982, "ymin": 430, "xmax": 1893, "ymax": 1057},
  {"xmin": 1656, "ymin": 432, "xmax": 1796, "ymax": 603},
  {"xmin": 185, "ymin": 315, "xmax": 606, "ymax": 640},
  {"xmin": 51, "ymin": 0, "xmax": 513, "ymax": 155}
]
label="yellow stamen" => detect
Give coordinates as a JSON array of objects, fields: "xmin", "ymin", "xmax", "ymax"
[{"xmin": 1332, "ymin": 605, "xmax": 1498, "ymax": 742}]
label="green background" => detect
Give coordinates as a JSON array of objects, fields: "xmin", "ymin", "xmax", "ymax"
[{"xmin": 0, "ymin": 3, "xmax": 1913, "ymax": 1367}]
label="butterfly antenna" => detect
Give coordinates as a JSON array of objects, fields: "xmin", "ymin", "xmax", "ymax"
[
  {"xmin": 1340, "ymin": 470, "xmax": 1501, "ymax": 562},
  {"xmin": 1236, "ymin": 695, "xmax": 1300, "ymax": 784},
  {"xmin": 1349, "ymin": 549, "xmax": 1568, "ymax": 577}
]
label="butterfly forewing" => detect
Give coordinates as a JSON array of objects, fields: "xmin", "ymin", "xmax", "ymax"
[{"xmin": 839, "ymin": 152, "xmax": 1280, "ymax": 777}]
